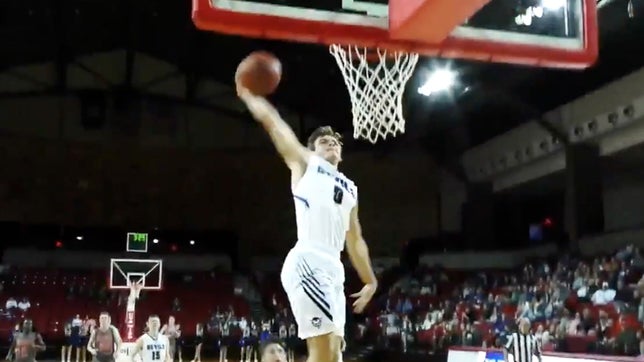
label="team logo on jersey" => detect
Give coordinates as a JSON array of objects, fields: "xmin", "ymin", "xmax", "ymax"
[{"xmin": 311, "ymin": 317, "xmax": 322, "ymax": 328}]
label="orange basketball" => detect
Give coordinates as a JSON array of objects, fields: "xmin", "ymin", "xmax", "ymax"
[{"xmin": 235, "ymin": 51, "xmax": 282, "ymax": 96}]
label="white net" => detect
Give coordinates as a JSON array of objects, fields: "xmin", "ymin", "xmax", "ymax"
[{"xmin": 329, "ymin": 44, "xmax": 419, "ymax": 144}]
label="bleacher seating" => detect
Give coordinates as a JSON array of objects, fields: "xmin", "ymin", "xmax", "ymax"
[{"xmin": 0, "ymin": 268, "xmax": 250, "ymax": 340}]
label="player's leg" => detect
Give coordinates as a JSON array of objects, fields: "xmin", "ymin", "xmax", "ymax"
[
  {"xmin": 281, "ymin": 260, "xmax": 343, "ymax": 362},
  {"xmin": 190, "ymin": 341, "xmax": 201, "ymax": 362},
  {"xmin": 305, "ymin": 333, "xmax": 341, "ymax": 362},
  {"xmin": 62, "ymin": 345, "xmax": 67, "ymax": 362},
  {"xmin": 221, "ymin": 340, "xmax": 227, "ymax": 362}
]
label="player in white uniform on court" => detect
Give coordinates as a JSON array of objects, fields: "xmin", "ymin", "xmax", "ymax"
[
  {"xmin": 131, "ymin": 315, "xmax": 170, "ymax": 362},
  {"xmin": 238, "ymin": 88, "xmax": 378, "ymax": 362}
]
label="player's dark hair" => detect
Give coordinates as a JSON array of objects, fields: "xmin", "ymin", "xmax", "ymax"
[
  {"xmin": 99, "ymin": 311, "xmax": 110, "ymax": 317},
  {"xmin": 259, "ymin": 337, "xmax": 285, "ymax": 358},
  {"xmin": 148, "ymin": 314, "xmax": 160, "ymax": 320},
  {"xmin": 307, "ymin": 126, "xmax": 343, "ymax": 150}
]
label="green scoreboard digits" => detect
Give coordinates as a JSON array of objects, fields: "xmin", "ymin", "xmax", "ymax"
[{"xmin": 126, "ymin": 232, "xmax": 148, "ymax": 253}]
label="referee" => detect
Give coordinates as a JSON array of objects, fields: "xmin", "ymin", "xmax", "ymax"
[{"xmin": 504, "ymin": 318, "xmax": 542, "ymax": 362}]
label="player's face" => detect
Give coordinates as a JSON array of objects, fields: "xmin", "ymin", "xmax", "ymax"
[
  {"xmin": 99, "ymin": 314, "xmax": 110, "ymax": 328},
  {"xmin": 314, "ymin": 136, "xmax": 342, "ymax": 165},
  {"xmin": 261, "ymin": 343, "xmax": 286, "ymax": 362},
  {"xmin": 22, "ymin": 320, "xmax": 33, "ymax": 332},
  {"xmin": 148, "ymin": 317, "xmax": 161, "ymax": 333}
]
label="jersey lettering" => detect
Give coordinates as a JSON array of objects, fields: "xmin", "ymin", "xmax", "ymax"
[
  {"xmin": 295, "ymin": 156, "xmax": 357, "ymax": 252},
  {"xmin": 142, "ymin": 335, "xmax": 168, "ymax": 362}
]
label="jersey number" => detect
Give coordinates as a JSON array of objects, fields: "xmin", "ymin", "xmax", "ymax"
[
  {"xmin": 333, "ymin": 186, "xmax": 343, "ymax": 204},
  {"xmin": 152, "ymin": 351, "xmax": 161, "ymax": 360}
]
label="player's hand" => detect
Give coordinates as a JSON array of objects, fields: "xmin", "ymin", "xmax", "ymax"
[
  {"xmin": 350, "ymin": 283, "xmax": 377, "ymax": 313},
  {"xmin": 237, "ymin": 86, "xmax": 280, "ymax": 123}
]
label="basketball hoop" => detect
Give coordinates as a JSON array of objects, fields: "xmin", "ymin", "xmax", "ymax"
[{"xmin": 329, "ymin": 44, "xmax": 419, "ymax": 144}]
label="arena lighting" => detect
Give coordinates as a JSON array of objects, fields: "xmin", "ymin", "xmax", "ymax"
[
  {"xmin": 189, "ymin": 240, "xmax": 195, "ymax": 245},
  {"xmin": 76, "ymin": 236, "xmax": 83, "ymax": 241},
  {"xmin": 55, "ymin": 240, "xmax": 63, "ymax": 248},
  {"xmin": 541, "ymin": 0, "xmax": 566, "ymax": 10},
  {"xmin": 417, "ymin": 69, "xmax": 457, "ymax": 96},
  {"xmin": 543, "ymin": 217, "xmax": 553, "ymax": 227},
  {"xmin": 152, "ymin": 238, "xmax": 159, "ymax": 243}
]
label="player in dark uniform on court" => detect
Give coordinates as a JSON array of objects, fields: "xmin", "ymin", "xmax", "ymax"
[
  {"xmin": 87, "ymin": 312, "xmax": 123, "ymax": 362},
  {"xmin": 6, "ymin": 319, "xmax": 46, "ymax": 362}
]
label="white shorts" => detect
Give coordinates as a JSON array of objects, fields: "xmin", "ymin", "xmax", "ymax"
[{"xmin": 280, "ymin": 246, "xmax": 345, "ymax": 340}]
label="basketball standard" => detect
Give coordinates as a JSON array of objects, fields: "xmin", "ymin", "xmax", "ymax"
[
  {"xmin": 109, "ymin": 258, "xmax": 163, "ymax": 362},
  {"xmin": 192, "ymin": 0, "xmax": 598, "ymax": 68}
]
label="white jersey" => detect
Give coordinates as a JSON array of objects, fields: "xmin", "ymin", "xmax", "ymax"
[
  {"xmin": 140, "ymin": 333, "xmax": 169, "ymax": 362},
  {"xmin": 292, "ymin": 155, "xmax": 357, "ymax": 255}
]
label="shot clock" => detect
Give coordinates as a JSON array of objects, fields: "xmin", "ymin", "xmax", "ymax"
[{"xmin": 126, "ymin": 232, "xmax": 148, "ymax": 253}]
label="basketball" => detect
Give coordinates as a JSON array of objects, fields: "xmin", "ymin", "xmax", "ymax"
[{"xmin": 235, "ymin": 51, "xmax": 282, "ymax": 96}]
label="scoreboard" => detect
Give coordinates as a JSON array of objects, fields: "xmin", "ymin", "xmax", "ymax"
[{"xmin": 126, "ymin": 232, "xmax": 148, "ymax": 253}]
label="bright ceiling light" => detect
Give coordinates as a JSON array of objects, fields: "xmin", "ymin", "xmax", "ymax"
[
  {"xmin": 418, "ymin": 69, "xmax": 457, "ymax": 96},
  {"xmin": 541, "ymin": 0, "xmax": 566, "ymax": 10}
]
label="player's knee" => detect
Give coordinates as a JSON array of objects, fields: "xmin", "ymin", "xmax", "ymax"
[{"xmin": 306, "ymin": 333, "xmax": 341, "ymax": 362}]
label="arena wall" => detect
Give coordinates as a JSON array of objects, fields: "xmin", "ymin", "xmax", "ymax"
[{"xmin": 0, "ymin": 95, "xmax": 439, "ymax": 255}]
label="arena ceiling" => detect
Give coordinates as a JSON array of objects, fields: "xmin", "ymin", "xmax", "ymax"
[{"xmin": 0, "ymin": 0, "xmax": 641, "ymax": 165}]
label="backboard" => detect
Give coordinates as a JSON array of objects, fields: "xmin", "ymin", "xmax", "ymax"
[
  {"xmin": 109, "ymin": 258, "xmax": 163, "ymax": 290},
  {"xmin": 192, "ymin": 0, "xmax": 598, "ymax": 68}
]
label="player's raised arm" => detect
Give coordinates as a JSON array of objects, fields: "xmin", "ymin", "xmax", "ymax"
[
  {"xmin": 238, "ymin": 88, "xmax": 310, "ymax": 172},
  {"xmin": 345, "ymin": 204, "xmax": 378, "ymax": 313}
]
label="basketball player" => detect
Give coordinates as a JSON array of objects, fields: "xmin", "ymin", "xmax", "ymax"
[
  {"xmin": 249, "ymin": 321, "xmax": 260, "ymax": 362},
  {"xmin": 66, "ymin": 315, "xmax": 84, "ymax": 362},
  {"xmin": 80, "ymin": 316, "xmax": 93, "ymax": 362},
  {"xmin": 240, "ymin": 319, "xmax": 251, "ymax": 362},
  {"xmin": 190, "ymin": 323, "xmax": 203, "ymax": 362},
  {"xmin": 286, "ymin": 324, "xmax": 297, "ymax": 362},
  {"xmin": 278, "ymin": 324, "xmax": 287, "ymax": 345},
  {"xmin": 259, "ymin": 338, "xmax": 287, "ymax": 362},
  {"xmin": 6, "ymin": 319, "xmax": 46, "ymax": 362},
  {"xmin": 218, "ymin": 314, "xmax": 231, "ymax": 362},
  {"xmin": 238, "ymin": 87, "xmax": 378, "ymax": 362},
  {"xmin": 131, "ymin": 315, "xmax": 170, "ymax": 362},
  {"xmin": 63, "ymin": 321, "xmax": 73, "ymax": 362},
  {"xmin": 87, "ymin": 312, "xmax": 123, "ymax": 362},
  {"xmin": 161, "ymin": 316, "xmax": 181, "ymax": 362}
]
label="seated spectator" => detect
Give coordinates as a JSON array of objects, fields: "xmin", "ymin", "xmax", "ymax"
[
  {"xmin": 613, "ymin": 280, "xmax": 633, "ymax": 312},
  {"xmin": 591, "ymin": 282, "xmax": 616, "ymax": 305},
  {"xmin": 567, "ymin": 312, "xmax": 581, "ymax": 335}
]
